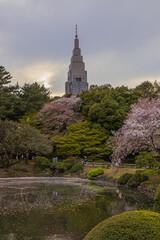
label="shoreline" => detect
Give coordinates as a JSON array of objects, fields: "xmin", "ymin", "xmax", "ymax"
[{"xmin": 0, "ymin": 175, "xmax": 154, "ymax": 199}]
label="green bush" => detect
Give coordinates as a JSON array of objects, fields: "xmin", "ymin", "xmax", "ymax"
[
  {"xmin": 55, "ymin": 162, "xmax": 67, "ymax": 173},
  {"xmin": 87, "ymin": 168, "xmax": 104, "ymax": 180},
  {"xmin": 153, "ymin": 184, "xmax": 160, "ymax": 213},
  {"xmin": 34, "ymin": 166, "xmax": 43, "ymax": 173},
  {"xmin": 117, "ymin": 173, "xmax": 133, "ymax": 185},
  {"xmin": 45, "ymin": 168, "xmax": 53, "ymax": 176},
  {"xmin": 70, "ymin": 164, "xmax": 83, "ymax": 173},
  {"xmin": 50, "ymin": 162, "xmax": 57, "ymax": 171},
  {"xmin": 63, "ymin": 158, "xmax": 75, "ymax": 170},
  {"xmin": 84, "ymin": 211, "xmax": 160, "ymax": 240},
  {"xmin": 34, "ymin": 156, "xmax": 51, "ymax": 171},
  {"xmin": 135, "ymin": 151, "xmax": 160, "ymax": 168},
  {"xmin": 127, "ymin": 172, "xmax": 148, "ymax": 187}
]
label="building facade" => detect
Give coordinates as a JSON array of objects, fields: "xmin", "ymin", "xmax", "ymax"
[{"xmin": 65, "ymin": 26, "xmax": 88, "ymax": 95}]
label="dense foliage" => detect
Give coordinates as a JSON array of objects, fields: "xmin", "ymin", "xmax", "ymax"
[
  {"xmin": 70, "ymin": 164, "xmax": 83, "ymax": 173},
  {"xmin": 63, "ymin": 158, "xmax": 76, "ymax": 170},
  {"xmin": 54, "ymin": 162, "xmax": 67, "ymax": 173},
  {"xmin": 0, "ymin": 120, "xmax": 52, "ymax": 167},
  {"xmin": 87, "ymin": 168, "xmax": 104, "ymax": 180},
  {"xmin": 1, "ymin": 65, "xmax": 160, "ymax": 168},
  {"xmin": 84, "ymin": 211, "xmax": 160, "ymax": 240},
  {"xmin": 153, "ymin": 184, "xmax": 160, "ymax": 213},
  {"xmin": 34, "ymin": 156, "xmax": 51, "ymax": 172},
  {"xmin": 127, "ymin": 172, "xmax": 148, "ymax": 187},
  {"xmin": 112, "ymin": 98, "xmax": 160, "ymax": 162},
  {"xmin": 52, "ymin": 122, "xmax": 111, "ymax": 161},
  {"xmin": 37, "ymin": 96, "xmax": 84, "ymax": 136},
  {"xmin": 0, "ymin": 66, "xmax": 50, "ymax": 121},
  {"xmin": 80, "ymin": 82, "xmax": 157, "ymax": 134},
  {"xmin": 117, "ymin": 173, "xmax": 133, "ymax": 185},
  {"xmin": 135, "ymin": 151, "xmax": 160, "ymax": 168}
]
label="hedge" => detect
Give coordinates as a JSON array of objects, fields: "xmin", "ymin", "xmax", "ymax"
[
  {"xmin": 87, "ymin": 168, "xmax": 104, "ymax": 180},
  {"xmin": 127, "ymin": 172, "xmax": 148, "ymax": 187},
  {"xmin": 84, "ymin": 211, "xmax": 160, "ymax": 240},
  {"xmin": 117, "ymin": 173, "xmax": 133, "ymax": 185}
]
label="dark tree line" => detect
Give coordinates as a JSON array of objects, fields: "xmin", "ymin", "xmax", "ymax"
[
  {"xmin": 0, "ymin": 66, "xmax": 51, "ymax": 121},
  {"xmin": 79, "ymin": 81, "xmax": 158, "ymax": 134},
  {"xmin": 0, "ymin": 66, "xmax": 52, "ymax": 168},
  {"xmin": 1, "ymin": 65, "xmax": 160, "ymax": 167}
]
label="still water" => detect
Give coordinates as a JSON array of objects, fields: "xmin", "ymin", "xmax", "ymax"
[{"xmin": 0, "ymin": 177, "xmax": 153, "ymax": 240}]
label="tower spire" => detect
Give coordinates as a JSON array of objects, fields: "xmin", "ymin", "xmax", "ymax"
[{"xmin": 75, "ymin": 24, "xmax": 78, "ymax": 39}]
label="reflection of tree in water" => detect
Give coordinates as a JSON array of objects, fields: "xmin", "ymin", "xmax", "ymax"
[
  {"xmin": 0, "ymin": 180, "xmax": 153, "ymax": 240},
  {"xmin": 0, "ymin": 183, "xmax": 90, "ymax": 214},
  {"xmin": 118, "ymin": 187, "xmax": 153, "ymax": 210}
]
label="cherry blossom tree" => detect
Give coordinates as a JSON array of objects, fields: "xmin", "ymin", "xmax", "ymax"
[
  {"xmin": 37, "ymin": 96, "xmax": 84, "ymax": 136},
  {"xmin": 112, "ymin": 98, "xmax": 160, "ymax": 163}
]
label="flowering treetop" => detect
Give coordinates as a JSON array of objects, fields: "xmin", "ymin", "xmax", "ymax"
[{"xmin": 112, "ymin": 98, "xmax": 160, "ymax": 162}]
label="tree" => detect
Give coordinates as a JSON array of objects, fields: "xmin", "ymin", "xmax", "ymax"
[
  {"xmin": 19, "ymin": 82, "xmax": 51, "ymax": 114},
  {"xmin": 37, "ymin": 96, "xmax": 84, "ymax": 136},
  {"xmin": 52, "ymin": 121, "xmax": 111, "ymax": 161},
  {"xmin": 112, "ymin": 98, "xmax": 160, "ymax": 163},
  {"xmin": 0, "ymin": 66, "xmax": 15, "ymax": 120},
  {"xmin": 80, "ymin": 85, "xmax": 136, "ymax": 134},
  {"xmin": 0, "ymin": 66, "xmax": 12, "ymax": 89},
  {"xmin": 0, "ymin": 120, "xmax": 52, "ymax": 168},
  {"xmin": 135, "ymin": 151, "xmax": 159, "ymax": 168},
  {"xmin": 80, "ymin": 82, "xmax": 160, "ymax": 135},
  {"xmin": 0, "ymin": 80, "xmax": 51, "ymax": 121},
  {"xmin": 134, "ymin": 81, "xmax": 155, "ymax": 98}
]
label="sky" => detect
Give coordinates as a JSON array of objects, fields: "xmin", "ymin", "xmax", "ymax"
[{"xmin": 0, "ymin": 0, "xmax": 160, "ymax": 96}]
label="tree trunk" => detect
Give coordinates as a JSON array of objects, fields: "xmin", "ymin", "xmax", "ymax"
[
  {"xmin": 25, "ymin": 151, "xmax": 29, "ymax": 164},
  {"xmin": 16, "ymin": 154, "xmax": 19, "ymax": 162}
]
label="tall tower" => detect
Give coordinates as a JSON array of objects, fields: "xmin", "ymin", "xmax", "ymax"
[{"xmin": 65, "ymin": 25, "xmax": 88, "ymax": 95}]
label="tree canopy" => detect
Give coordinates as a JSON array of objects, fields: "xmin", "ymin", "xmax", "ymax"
[
  {"xmin": 52, "ymin": 121, "xmax": 111, "ymax": 161},
  {"xmin": 0, "ymin": 120, "xmax": 52, "ymax": 168},
  {"xmin": 80, "ymin": 82, "xmax": 157, "ymax": 134},
  {"xmin": 0, "ymin": 66, "xmax": 51, "ymax": 121},
  {"xmin": 112, "ymin": 98, "xmax": 160, "ymax": 162}
]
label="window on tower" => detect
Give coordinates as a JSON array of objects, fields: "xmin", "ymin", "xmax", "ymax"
[{"xmin": 76, "ymin": 78, "xmax": 81, "ymax": 82}]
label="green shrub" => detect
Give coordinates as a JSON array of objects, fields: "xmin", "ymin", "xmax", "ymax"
[
  {"xmin": 45, "ymin": 168, "xmax": 53, "ymax": 176},
  {"xmin": 70, "ymin": 164, "xmax": 83, "ymax": 173},
  {"xmin": 34, "ymin": 166, "xmax": 43, "ymax": 173},
  {"xmin": 135, "ymin": 151, "xmax": 160, "ymax": 168},
  {"xmin": 34, "ymin": 156, "xmax": 51, "ymax": 171},
  {"xmin": 50, "ymin": 162, "xmax": 57, "ymax": 171},
  {"xmin": 55, "ymin": 162, "xmax": 67, "ymax": 173},
  {"xmin": 84, "ymin": 211, "xmax": 160, "ymax": 240},
  {"xmin": 63, "ymin": 158, "xmax": 75, "ymax": 170},
  {"xmin": 127, "ymin": 172, "xmax": 148, "ymax": 187},
  {"xmin": 117, "ymin": 173, "xmax": 133, "ymax": 185},
  {"xmin": 87, "ymin": 168, "xmax": 104, "ymax": 180},
  {"xmin": 153, "ymin": 184, "xmax": 160, "ymax": 213}
]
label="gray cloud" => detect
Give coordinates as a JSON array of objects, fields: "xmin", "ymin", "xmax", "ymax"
[{"xmin": 0, "ymin": 0, "xmax": 160, "ymax": 95}]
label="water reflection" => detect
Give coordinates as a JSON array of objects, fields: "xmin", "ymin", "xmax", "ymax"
[{"xmin": 0, "ymin": 178, "xmax": 153, "ymax": 240}]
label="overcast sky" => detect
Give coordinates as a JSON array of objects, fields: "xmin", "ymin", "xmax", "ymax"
[{"xmin": 0, "ymin": 0, "xmax": 160, "ymax": 96}]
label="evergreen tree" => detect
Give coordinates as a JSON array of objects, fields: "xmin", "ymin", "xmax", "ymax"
[{"xmin": 0, "ymin": 65, "xmax": 12, "ymax": 89}]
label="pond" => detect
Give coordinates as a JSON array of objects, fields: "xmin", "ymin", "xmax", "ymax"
[{"xmin": 0, "ymin": 177, "xmax": 153, "ymax": 240}]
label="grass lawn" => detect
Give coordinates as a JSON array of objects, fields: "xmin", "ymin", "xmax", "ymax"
[
  {"xmin": 83, "ymin": 166, "xmax": 139, "ymax": 180},
  {"xmin": 83, "ymin": 165, "xmax": 160, "ymax": 193}
]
